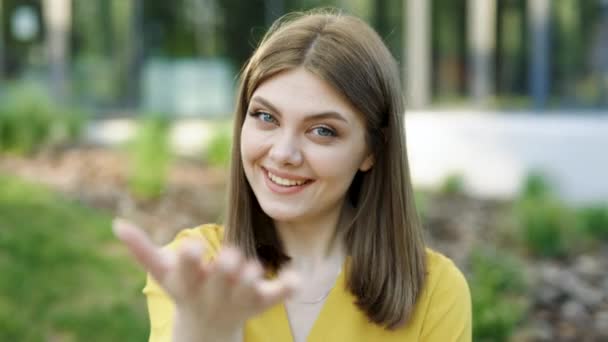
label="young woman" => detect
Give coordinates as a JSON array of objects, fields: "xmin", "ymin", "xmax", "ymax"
[{"xmin": 114, "ymin": 9, "xmax": 471, "ymax": 342}]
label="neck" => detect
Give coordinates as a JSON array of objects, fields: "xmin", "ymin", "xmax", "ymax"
[{"xmin": 274, "ymin": 202, "xmax": 352, "ymax": 273}]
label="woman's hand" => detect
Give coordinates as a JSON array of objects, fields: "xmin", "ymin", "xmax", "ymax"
[{"xmin": 112, "ymin": 218, "xmax": 299, "ymax": 342}]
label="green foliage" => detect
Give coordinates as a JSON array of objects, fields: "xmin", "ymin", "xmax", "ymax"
[
  {"xmin": 577, "ymin": 204, "xmax": 608, "ymax": 240},
  {"xmin": 469, "ymin": 247, "xmax": 528, "ymax": 342},
  {"xmin": 72, "ymin": 56, "xmax": 120, "ymax": 105},
  {"xmin": 515, "ymin": 171, "xmax": 588, "ymax": 257},
  {"xmin": 413, "ymin": 189, "xmax": 428, "ymax": 219},
  {"xmin": 0, "ymin": 82, "xmax": 87, "ymax": 156},
  {"xmin": 127, "ymin": 114, "xmax": 173, "ymax": 200},
  {"xmin": 0, "ymin": 174, "xmax": 147, "ymax": 341},
  {"xmin": 439, "ymin": 172, "xmax": 466, "ymax": 195},
  {"xmin": 515, "ymin": 197, "xmax": 582, "ymax": 258},
  {"xmin": 204, "ymin": 127, "xmax": 232, "ymax": 168},
  {"xmin": 520, "ymin": 170, "xmax": 553, "ymax": 199}
]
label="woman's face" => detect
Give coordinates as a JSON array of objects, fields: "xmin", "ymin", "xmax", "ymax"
[{"xmin": 241, "ymin": 67, "xmax": 373, "ymax": 224}]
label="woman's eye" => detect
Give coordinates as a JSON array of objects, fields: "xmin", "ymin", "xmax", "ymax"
[
  {"xmin": 259, "ymin": 112, "xmax": 274, "ymax": 123},
  {"xmin": 250, "ymin": 111, "xmax": 278, "ymax": 124},
  {"xmin": 312, "ymin": 126, "xmax": 336, "ymax": 137}
]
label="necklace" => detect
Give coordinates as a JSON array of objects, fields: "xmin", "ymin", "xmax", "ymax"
[{"xmin": 287, "ymin": 263, "xmax": 343, "ymax": 305}]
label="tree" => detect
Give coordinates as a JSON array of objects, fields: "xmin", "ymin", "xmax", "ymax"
[
  {"xmin": 405, "ymin": 0, "xmax": 431, "ymax": 109},
  {"xmin": 217, "ymin": 0, "xmax": 267, "ymax": 69},
  {"xmin": 42, "ymin": 0, "xmax": 71, "ymax": 103},
  {"xmin": 433, "ymin": 0, "xmax": 466, "ymax": 99},
  {"xmin": 468, "ymin": 0, "xmax": 496, "ymax": 106},
  {"xmin": 496, "ymin": 0, "xmax": 526, "ymax": 97},
  {"xmin": 527, "ymin": 0, "xmax": 551, "ymax": 108},
  {"xmin": 373, "ymin": 0, "xmax": 389, "ymax": 40},
  {"xmin": 0, "ymin": 0, "xmax": 5, "ymax": 84}
]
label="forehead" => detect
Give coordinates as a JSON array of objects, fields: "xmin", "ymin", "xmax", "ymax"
[{"xmin": 250, "ymin": 67, "xmax": 359, "ymax": 121}]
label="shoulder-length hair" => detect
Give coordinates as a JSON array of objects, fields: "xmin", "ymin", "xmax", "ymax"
[{"xmin": 224, "ymin": 9, "xmax": 426, "ymax": 329}]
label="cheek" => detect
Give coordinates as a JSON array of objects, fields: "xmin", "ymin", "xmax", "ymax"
[
  {"xmin": 306, "ymin": 145, "xmax": 364, "ymax": 181},
  {"xmin": 240, "ymin": 122, "xmax": 267, "ymax": 165}
]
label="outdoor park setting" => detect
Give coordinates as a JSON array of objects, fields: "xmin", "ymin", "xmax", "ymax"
[{"xmin": 1, "ymin": 0, "xmax": 608, "ymax": 341}]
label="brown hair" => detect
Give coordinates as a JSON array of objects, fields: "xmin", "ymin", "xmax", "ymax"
[{"xmin": 224, "ymin": 9, "xmax": 426, "ymax": 329}]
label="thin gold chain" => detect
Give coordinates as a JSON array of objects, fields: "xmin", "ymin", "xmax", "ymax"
[{"xmin": 287, "ymin": 265, "xmax": 342, "ymax": 305}]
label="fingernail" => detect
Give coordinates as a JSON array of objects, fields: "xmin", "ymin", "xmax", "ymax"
[
  {"xmin": 112, "ymin": 218, "xmax": 125, "ymax": 237},
  {"xmin": 112, "ymin": 217, "xmax": 131, "ymax": 240}
]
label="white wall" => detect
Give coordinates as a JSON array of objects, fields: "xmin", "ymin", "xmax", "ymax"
[{"xmin": 406, "ymin": 111, "xmax": 608, "ymax": 204}]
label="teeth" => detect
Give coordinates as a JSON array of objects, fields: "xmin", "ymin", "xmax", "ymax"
[{"xmin": 267, "ymin": 171, "xmax": 307, "ymax": 187}]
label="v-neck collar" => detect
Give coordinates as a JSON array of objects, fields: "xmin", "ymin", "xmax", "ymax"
[{"xmin": 280, "ymin": 261, "xmax": 348, "ymax": 342}]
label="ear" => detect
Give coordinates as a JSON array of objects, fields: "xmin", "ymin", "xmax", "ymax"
[{"xmin": 359, "ymin": 153, "xmax": 374, "ymax": 172}]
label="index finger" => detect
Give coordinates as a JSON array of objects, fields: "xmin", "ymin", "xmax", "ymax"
[{"xmin": 112, "ymin": 218, "xmax": 170, "ymax": 282}]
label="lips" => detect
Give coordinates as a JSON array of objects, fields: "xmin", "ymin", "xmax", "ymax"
[{"xmin": 262, "ymin": 167, "xmax": 314, "ymax": 193}]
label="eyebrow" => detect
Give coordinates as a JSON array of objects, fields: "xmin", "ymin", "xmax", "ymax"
[{"xmin": 250, "ymin": 96, "xmax": 349, "ymax": 124}]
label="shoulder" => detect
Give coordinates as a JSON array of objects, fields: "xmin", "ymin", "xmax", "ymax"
[
  {"xmin": 164, "ymin": 223, "xmax": 225, "ymax": 260},
  {"xmin": 425, "ymin": 248, "xmax": 469, "ymax": 292},
  {"xmin": 423, "ymin": 247, "xmax": 471, "ymax": 307},
  {"xmin": 417, "ymin": 248, "xmax": 471, "ymax": 340}
]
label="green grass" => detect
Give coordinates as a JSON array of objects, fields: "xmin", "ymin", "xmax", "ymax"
[{"xmin": 0, "ymin": 173, "xmax": 148, "ymax": 341}]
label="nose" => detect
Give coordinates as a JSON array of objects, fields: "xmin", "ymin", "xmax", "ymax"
[{"xmin": 268, "ymin": 131, "xmax": 303, "ymax": 166}]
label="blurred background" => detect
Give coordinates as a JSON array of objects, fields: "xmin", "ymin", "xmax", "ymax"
[{"xmin": 1, "ymin": 0, "xmax": 607, "ymax": 341}]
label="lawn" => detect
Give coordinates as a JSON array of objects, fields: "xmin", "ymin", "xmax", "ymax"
[{"xmin": 0, "ymin": 173, "xmax": 148, "ymax": 341}]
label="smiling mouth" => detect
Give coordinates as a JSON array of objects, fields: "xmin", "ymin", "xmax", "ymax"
[{"xmin": 264, "ymin": 168, "xmax": 313, "ymax": 187}]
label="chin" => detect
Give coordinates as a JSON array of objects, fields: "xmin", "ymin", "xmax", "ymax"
[{"xmin": 258, "ymin": 202, "xmax": 306, "ymax": 222}]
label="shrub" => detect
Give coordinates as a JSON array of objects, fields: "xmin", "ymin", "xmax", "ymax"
[
  {"xmin": 204, "ymin": 127, "xmax": 232, "ymax": 168},
  {"xmin": 439, "ymin": 172, "xmax": 466, "ymax": 195},
  {"xmin": 127, "ymin": 114, "xmax": 173, "ymax": 200},
  {"xmin": 468, "ymin": 247, "xmax": 528, "ymax": 342},
  {"xmin": 515, "ymin": 197, "xmax": 585, "ymax": 257},
  {"xmin": 0, "ymin": 82, "xmax": 87, "ymax": 155},
  {"xmin": 577, "ymin": 204, "xmax": 608, "ymax": 240},
  {"xmin": 515, "ymin": 171, "xmax": 588, "ymax": 258},
  {"xmin": 520, "ymin": 170, "xmax": 554, "ymax": 200},
  {"xmin": 413, "ymin": 189, "xmax": 428, "ymax": 219}
]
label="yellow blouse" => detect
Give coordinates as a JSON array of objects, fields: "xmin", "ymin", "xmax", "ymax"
[{"xmin": 143, "ymin": 224, "xmax": 472, "ymax": 341}]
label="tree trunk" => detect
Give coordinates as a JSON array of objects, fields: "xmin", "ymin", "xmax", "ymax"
[
  {"xmin": 468, "ymin": 0, "xmax": 496, "ymax": 107},
  {"xmin": 42, "ymin": 0, "xmax": 72, "ymax": 103},
  {"xmin": 405, "ymin": 0, "xmax": 431, "ymax": 109},
  {"xmin": 527, "ymin": 0, "xmax": 550, "ymax": 109}
]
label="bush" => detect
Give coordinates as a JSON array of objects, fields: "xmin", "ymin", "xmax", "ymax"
[
  {"xmin": 439, "ymin": 172, "xmax": 466, "ymax": 195},
  {"xmin": 577, "ymin": 204, "xmax": 608, "ymax": 240},
  {"xmin": 0, "ymin": 82, "xmax": 87, "ymax": 155},
  {"xmin": 520, "ymin": 170, "xmax": 554, "ymax": 199},
  {"xmin": 127, "ymin": 114, "xmax": 173, "ymax": 200},
  {"xmin": 204, "ymin": 127, "xmax": 232, "ymax": 168},
  {"xmin": 515, "ymin": 197, "xmax": 585, "ymax": 258},
  {"xmin": 413, "ymin": 189, "xmax": 428, "ymax": 219},
  {"xmin": 468, "ymin": 248, "xmax": 528, "ymax": 342},
  {"xmin": 515, "ymin": 171, "xmax": 588, "ymax": 258}
]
